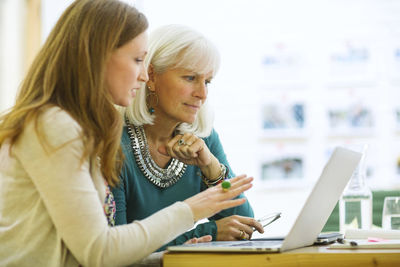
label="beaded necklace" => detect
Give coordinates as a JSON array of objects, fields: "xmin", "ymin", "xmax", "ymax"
[{"xmin": 125, "ymin": 120, "xmax": 187, "ymax": 188}]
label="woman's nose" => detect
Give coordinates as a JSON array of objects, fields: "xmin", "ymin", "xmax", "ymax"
[
  {"xmin": 139, "ymin": 66, "xmax": 149, "ymax": 82},
  {"xmin": 194, "ymin": 81, "xmax": 207, "ymax": 100}
]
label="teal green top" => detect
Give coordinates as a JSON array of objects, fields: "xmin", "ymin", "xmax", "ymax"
[{"xmin": 112, "ymin": 127, "xmax": 254, "ymax": 251}]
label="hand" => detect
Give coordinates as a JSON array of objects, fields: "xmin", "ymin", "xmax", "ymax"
[
  {"xmin": 184, "ymin": 175, "xmax": 253, "ymax": 222},
  {"xmin": 184, "ymin": 235, "xmax": 212, "ymax": 244},
  {"xmin": 158, "ymin": 133, "xmax": 212, "ymax": 167},
  {"xmin": 215, "ymin": 215, "xmax": 264, "ymax": 241}
]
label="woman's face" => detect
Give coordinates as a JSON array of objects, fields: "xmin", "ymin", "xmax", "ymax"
[
  {"xmin": 152, "ymin": 67, "xmax": 213, "ymax": 124},
  {"xmin": 105, "ymin": 32, "xmax": 148, "ymax": 107}
]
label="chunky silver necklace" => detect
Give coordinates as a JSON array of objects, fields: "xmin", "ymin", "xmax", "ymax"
[{"xmin": 125, "ymin": 120, "xmax": 187, "ymax": 188}]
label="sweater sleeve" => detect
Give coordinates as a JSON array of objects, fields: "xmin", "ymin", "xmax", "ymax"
[
  {"xmin": 157, "ymin": 220, "xmax": 217, "ymax": 251},
  {"xmin": 13, "ymin": 108, "xmax": 194, "ymax": 267}
]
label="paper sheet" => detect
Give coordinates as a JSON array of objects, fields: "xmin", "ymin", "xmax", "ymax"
[
  {"xmin": 329, "ymin": 239, "xmax": 400, "ymax": 249},
  {"xmin": 345, "ymin": 229, "xmax": 400, "ymax": 239}
]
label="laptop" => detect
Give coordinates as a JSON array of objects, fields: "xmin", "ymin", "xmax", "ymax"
[{"xmin": 168, "ymin": 147, "xmax": 362, "ymax": 253}]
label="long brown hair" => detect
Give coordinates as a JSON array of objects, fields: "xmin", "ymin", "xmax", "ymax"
[{"xmin": 0, "ymin": 0, "xmax": 148, "ymax": 187}]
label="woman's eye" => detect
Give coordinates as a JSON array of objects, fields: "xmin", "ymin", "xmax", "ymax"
[
  {"xmin": 184, "ymin": 76, "xmax": 195, "ymax": 81},
  {"xmin": 135, "ymin": 58, "xmax": 144, "ymax": 63},
  {"xmin": 205, "ymin": 80, "xmax": 212, "ymax": 86}
]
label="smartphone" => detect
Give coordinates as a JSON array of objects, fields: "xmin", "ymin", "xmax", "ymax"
[
  {"xmin": 252, "ymin": 232, "xmax": 343, "ymax": 243},
  {"xmin": 314, "ymin": 232, "xmax": 344, "ymax": 245}
]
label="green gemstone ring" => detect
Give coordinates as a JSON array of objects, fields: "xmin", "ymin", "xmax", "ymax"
[{"xmin": 221, "ymin": 180, "xmax": 231, "ymax": 192}]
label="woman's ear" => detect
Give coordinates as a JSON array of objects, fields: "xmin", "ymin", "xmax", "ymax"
[{"xmin": 146, "ymin": 64, "xmax": 156, "ymax": 92}]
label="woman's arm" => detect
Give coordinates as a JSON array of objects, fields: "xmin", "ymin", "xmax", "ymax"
[
  {"xmin": 156, "ymin": 221, "xmax": 216, "ymax": 251},
  {"xmin": 14, "ymin": 109, "xmax": 194, "ymax": 266}
]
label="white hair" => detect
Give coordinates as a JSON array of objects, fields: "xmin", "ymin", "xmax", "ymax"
[{"xmin": 125, "ymin": 24, "xmax": 220, "ymax": 137}]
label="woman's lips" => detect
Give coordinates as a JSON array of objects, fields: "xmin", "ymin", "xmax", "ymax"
[{"xmin": 185, "ymin": 103, "xmax": 201, "ymax": 111}]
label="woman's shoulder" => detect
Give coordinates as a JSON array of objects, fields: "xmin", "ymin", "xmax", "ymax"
[
  {"xmin": 203, "ymin": 128, "xmax": 220, "ymax": 143},
  {"xmin": 40, "ymin": 106, "xmax": 80, "ymax": 127},
  {"xmin": 26, "ymin": 106, "xmax": 83, "ymax": 145}
]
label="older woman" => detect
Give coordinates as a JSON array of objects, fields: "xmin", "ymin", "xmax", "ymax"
[
  {"xmin": 112, "ymin": 24, "xmax": 263, "ymax": 251},
  {"xmin": 0, "ymin": 2, "xmax": 254, "ymax": 265}
]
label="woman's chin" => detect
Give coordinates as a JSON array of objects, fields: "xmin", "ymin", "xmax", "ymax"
[
  {"xmin": 114, "ymin": 97, "xmax": 134, "ymax": 108},
  {"xmin": 180, "ymin": 116, "xmax": 196, "ymax": 124}
]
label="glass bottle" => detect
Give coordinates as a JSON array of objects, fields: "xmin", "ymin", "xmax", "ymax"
[{"xmin": 339, "ymin": 145, "xmax": 372, "ymax": 232}]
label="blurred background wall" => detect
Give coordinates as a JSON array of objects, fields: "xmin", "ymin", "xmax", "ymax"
[{"xmin": 1, "ymin": 0, "xmax": 400, "ymax": 236}]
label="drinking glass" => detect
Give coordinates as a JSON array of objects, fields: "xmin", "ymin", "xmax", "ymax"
[{"xmin": 382, "ymin": 197, "xmax": 400, "ymax": 230}]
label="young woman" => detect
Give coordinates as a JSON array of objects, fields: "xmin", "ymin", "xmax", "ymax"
[
  {"xmin": 0, "ymin": 1, "xmax": 253, "ymax": 266},
  {"xmin": 113, "ymin": 24, "xmax": 263, "ymax": 251}
]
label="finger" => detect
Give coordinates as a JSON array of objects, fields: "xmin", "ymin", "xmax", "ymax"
[
  {"xmin": 184, "ymin": 134, "xmax": 197, "ymax": 146},
  {"xmin": 230, "ymin": 176, "xmax": 254, "ymax": 190},
  {"xmin": 184, "ymin": 235, "xmax": 212, "ymax": 244},
  {"xmin": 185, "ymin": 237, "xmax": 201, "ymax": 244},
  {"xmin": 172, "ymin": 149, "xmax": 188, "ymax": 160},
  {"xmin": 166, "ymin": 135, "xmax": 184, "ymax": 157},
  {"xmin": 216, "ymin": 181, "xmax": 252, "ymax": 202},
  {"xmin": 186, "ymin": 138, "xmax": 204, "ymax": 158},
  {"xmin": 238, "ymin": 216, "xmax": 264, "ymax": 234},
  {"xmin": 177, "ymin": 133, "xmax": 192, "ymax": 147},
  {"xmin": 173, "ymin": 141, "xmax": 192, "ymax": 160},
  {"xmin": 222, "ymin": 174, "xmax": 248, "ymax": 188},
  {"xmin": 196, "ymin": 235, "xmax": 212, "ymax": 243},
  {"xmin": 248, "ymin": 232, "xmax": 253, "ymax": 239},
  {"xmin": 220, "ymin": 177, "xmax": 253, "ymax": 199},
  {"xmin": 236, "ymin": 229, "xmax": 249, "ymax": 240},
  {"xmin": 239, "ymin": 223, "xmax": 255, "ymax": 238},
  {"xmin": 177, "ymin": 135, "xmax": 197, "ymax": 158},
  {"xmin": 227, "ymin": 216, "xmax": 255, "ymax": 239},
  {"xmin": 185, "ymin": 238, "xmax": 197, "ymax": 244},
  {"xmin": 179, "ymin": 135, "xmax": 201, "ymax": 158},
  {"xmin": 227, "ymin": 174, "xmax": 249, "ymax": 186},
  {"xmin": 173, "ymin": 134, "xmax": 195, "ymax": 159},
  {"xmin": 252, "ymin": 219, "xmax": 265, "ymax": 234},
  {"xmin": 168, "ymin": 142, "xmax": 183, "ymax": 159},
  {"xmin": 216, "ymin": 197, "xmax": 247, "ymax": 212}
]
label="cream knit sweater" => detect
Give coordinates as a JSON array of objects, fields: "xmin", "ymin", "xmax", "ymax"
[{"xmin": 0, "ymin": 107, "xmax": 194, "ymax": 267}]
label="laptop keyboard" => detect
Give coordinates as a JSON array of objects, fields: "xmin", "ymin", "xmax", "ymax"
[
  {"xmin": 231, "ymin": 240, "xmax": 283, "ymax": 247},
  {"xmin": 181, "ymin": 240, "xmax": 283, "ymax": 247}
]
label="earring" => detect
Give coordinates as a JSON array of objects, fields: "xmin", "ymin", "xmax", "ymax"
[{"xmin": 146, "ymin": 86, "xmax": 158, "ymax": 115}]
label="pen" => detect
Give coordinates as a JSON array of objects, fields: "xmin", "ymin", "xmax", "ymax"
[
  {"xmin": 337, "ymin": 238, "xmax": 358, "ymax": 246},
  {"xmin": 255, "ymin": 212, "xmax": 282, "ymax": 229}
]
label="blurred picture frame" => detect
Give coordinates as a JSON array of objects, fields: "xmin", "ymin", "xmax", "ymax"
[
  {"xmin": 260, "ymin": 156, "xmax": 304, "ymax": 181},
  {"xmin": 262, "ymin": 102, "xmax": 305, "ymax": 130}
]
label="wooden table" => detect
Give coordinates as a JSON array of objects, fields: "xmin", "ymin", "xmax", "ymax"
[{"xmin": 163, "ymin": 246, "xmax": 400, "ymax": 267}]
